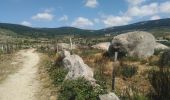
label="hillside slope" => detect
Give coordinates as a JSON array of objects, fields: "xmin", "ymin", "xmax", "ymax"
[{"xmin": 0, "ymin": 18, "xmax": 170, "ymax": 38}]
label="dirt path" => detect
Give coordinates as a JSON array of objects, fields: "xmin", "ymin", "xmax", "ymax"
[{"xmin": 0, "ymin": 49, "xmax": 40, "ymax": 100}]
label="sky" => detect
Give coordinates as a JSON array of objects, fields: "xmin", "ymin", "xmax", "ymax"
[{"xmin": 0, "ymin": 0, "xmax": 170, "ymax": 29}]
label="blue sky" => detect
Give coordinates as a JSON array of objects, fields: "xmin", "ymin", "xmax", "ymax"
[{"xmin": 0, "ymin": 0, "xmax": 170, "ymax": 29}]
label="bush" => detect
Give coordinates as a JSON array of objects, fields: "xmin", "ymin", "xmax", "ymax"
[
  {"xmin": 119, "ymin": 85, "xmax": 149, "ymax": 100},
  {"xmin": 133, "ymin": 94, "xmax": 149, "ymax": 100},
  {"xmin": 159, "ymin": 50, "xmax": 170, "ymax": 68},
  {"xmin": 108, "ymin": 42, "xmax": 127, "ymax": 59},
  {"xmin": 154, "ymin": 49, "xmax": 164, "ymax": 56},
  {"xmin": 45, "ymin": 57, "xmax": 68, "ymax": 86},
  {"xmin": 120, "ymin": 64, "xmax": 138, "ymax": 78},
  {"xmin": 148, "ymin": 69, "xmax": 170, "ymax": 100},
  {"xmin": 58, "ymin": 78, "xmax": 106, "ymax": 100}
]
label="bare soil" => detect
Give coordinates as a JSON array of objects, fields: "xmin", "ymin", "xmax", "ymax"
[{"xmin": 0, "ymin": 49, "xmax": 40, "ymax": 100}]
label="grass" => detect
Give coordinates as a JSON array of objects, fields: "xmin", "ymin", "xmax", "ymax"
[
  {"xmin": 36, "ymin": 54, "xmax": 58, "ymax": 100},
  {"xmin": 58, "ymin": 78, "xmax": 106, "ymax": 100},
  {"xmin": 37, "ymin": 47, "xmax": 169, "ymax": 100},
  {"xmin": 0, "ymin": 53, "xmax": 21, "ymax": 82}
]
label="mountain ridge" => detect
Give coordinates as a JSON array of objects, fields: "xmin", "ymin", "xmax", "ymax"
[{"xmin": 0, "ymin": 18, "xmax": 170, "ymax": 38}]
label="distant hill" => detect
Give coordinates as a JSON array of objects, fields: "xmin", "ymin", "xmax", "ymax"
[
  {"xmin": 0, "ymin": 18, "xmax": 170, "ymax": 38},
  {"xmin": 0, "ymin": 23, "xmax": 95, "ymax": 38},
  {"xmin": 98, "ymin": 18, "xmax": 170, "ymax": 38}
]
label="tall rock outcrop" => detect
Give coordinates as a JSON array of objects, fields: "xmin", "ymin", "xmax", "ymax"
[{"xmin": 61, "ymin": 50, "xmax": 96, "ymax": 84}]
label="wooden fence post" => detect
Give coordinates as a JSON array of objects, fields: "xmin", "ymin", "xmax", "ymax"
[{"xmin": 112, "ymin": 52, "xmax": 118, "ymax": 91}]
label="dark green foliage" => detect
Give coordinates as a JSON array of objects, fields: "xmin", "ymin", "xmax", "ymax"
[
  {"xmin": 45, "ymin": 60, "xmax": 68, "ymax": 86},
  {"xmin": 154, "ymin": 49, "xmax": 164, "ymax": 56},
  {"xmin": 58, "ymin": 78, "xmax": 105, "ymax": 100},
  {"xmin": 120, "ymin": 64, "xmax": 138, "ymax": 78},
  {"xmin": 108, "ymin": 42, "xmax": 127, "ymax": 59},
  {"xmin": 148, "ymin": 69, "xmax": 170, "ymax": 100},
  {"xmin": 94, "ymin": 69, "xmax": 108, "ymax": 93},
  {"xmin": 159, "ymin": 50, "xmax": 170, "ymax": 67},
  {"xmin": 160, "ymin": 41, "xmax": 170, "ymax": 47}
]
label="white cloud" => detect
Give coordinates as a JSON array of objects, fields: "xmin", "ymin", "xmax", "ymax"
[
  {"xmin": 150, "ymin": 15, "xmax": 161, "ymax": 20},
  {"xmin": 72, "ymin": 17, "xmax": 94, "ymax": 28},
  {"xmin": 32, "ymin": 11, "xmax": 54, "ymax": 21},
  {"xmin": 102, "ymin": 15, "xmax": 132, "ymax": 27},
  {"xmin": 160, "ymin": 1, "xmax": 170, "ymax": 13},
  {"xmin": 126, "ymin": 3, "xmax": 159, "ymax": 17},
  {"xmin": 85, "ymin": 0, "xmax": 98, "ymax": 8},
  {"xmin": 59, "ymin": 15, "xmax": 68, "ymax": 21},
  {"xmin": 127, "ymin": 0, "xmax": 145, "ymax": 6},
  {"xmin": 21, "ymin": 21, "xmax": 32, "ymax": 26}
]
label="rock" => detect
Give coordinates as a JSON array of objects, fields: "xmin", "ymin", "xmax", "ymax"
[
  {"xmin": 59, "ymin": 50, "xmax": 71, "ymax": 58},
  {"xmin": 62, "ymin": 51, "xmax": 95, "ymax": 84},
  {"xmin": 92, "ymin": 42, "xmax": 111, "ymax": 51},
  {"xmin": 109, "ymin": 31, "xmax": 156, "ymax": 58},
  {"xmin": 155, "ymin": 42, "xmax": 169, "ymax": 50},
  {"xmin": 99, "ymin": 92, "xmax": 119, "ymax": 100},
  {"xmin": 57, "ymin": 43, "xmax": 77, "ymax": 50}
]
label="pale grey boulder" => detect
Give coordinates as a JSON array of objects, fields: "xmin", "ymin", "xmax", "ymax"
[
  {"xmin": 62, "ymin": 51, "xmax": 95, "ymax": 84},
  {"xmin": 92, "ymin": 42, "xmax": 111, "ymax": 51},
  {"xmin": 155, "ymin": 42, "xmax": 169, "ymax": 50},
  {"xmin": 59, "ymin": 50, "xmax": 71, "ymax": 58},
  {"xmin": 109, "ymin": 31, "xmax": 156, "ymax": 58},
  {"xmin": 99, "ymin": 92, "xmax": 119, "ymax": 100}
]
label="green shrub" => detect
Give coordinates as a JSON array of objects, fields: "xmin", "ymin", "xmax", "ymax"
[
  {"xmin": 154, "ymin": 49, "xmax": 164, "ymax": 56},
  {"xmin": 45, "ymin": 60, "xmax": 68, "ymax": 86},
  {"xmin": 159, "ymin": 50, "xmax": 170, "ymax": 68},
  {"xmin": 148, "ymin": 69, "xmax": 170, "ymax": 100},
  {"xmin": 133, "ymin": 94, "xmax": 149, "ymax": 100},
  {"xmin": 58, "ymin": 78, "xmax": 106, "ymax": 100},
  {"xmin": 120, "ymin": 64, "xmax": 138, "ymax": 78},
  {"xmin": 94, "ymin": 69, "xmax": 108, "ymax": 92},
  {"xmin": 108, "ymin": 42, "xmax": 127, "ymax": 59}
]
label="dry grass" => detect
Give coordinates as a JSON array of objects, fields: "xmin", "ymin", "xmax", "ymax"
[
  {"xmin": 0, "ymin": 53, "xmax": 22, "ymax": 82},
  {"xmin": 36, "ymin": 53, "xmax": 58, "ymax": 100},
  {"xmin": 74, "ymin": 48, "xmax": 160, "ymax": 98}
]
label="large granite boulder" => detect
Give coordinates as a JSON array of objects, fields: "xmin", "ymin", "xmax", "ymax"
[
  {"xmin": 109, "ymin": 31, "xmax": 156, "ymax": 58},
  {"xmin": 99, "ymin": 92, "xmax": 119, "ymax": 100},
  {"xmin": 92, "ymin": 42, "xmax": 111, "ymax": 51},
  {"xmin": 62, "ymin": 51, "xmax": 95, "ymax": 84}
]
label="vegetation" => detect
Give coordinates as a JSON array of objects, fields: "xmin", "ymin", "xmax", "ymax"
[
  {"xmin": 58, "ymin": 78, "xmax": 106, "ymax": 100},
  {"xmin": 159, "ymin": 50, "xmax": 170, "ymax": 67},
  {"xmin": 149, "ymin": 69, "xmax": 170, "ymax": 100},
  {"xmin": 148, "ymin": 50, "xmax": 170, "ymax": 100},
  {"xmin": 120, "ymin": 64, "xmax": 138, "ymax": 78},
  {"xmin": 1, "ymin": 18, "xmax": 170, "ymax": 38}
]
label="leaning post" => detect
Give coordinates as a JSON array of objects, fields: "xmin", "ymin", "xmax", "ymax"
[{"xmin": 112, "ymin": 52, "xmax": 118, "ymax": 91}]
